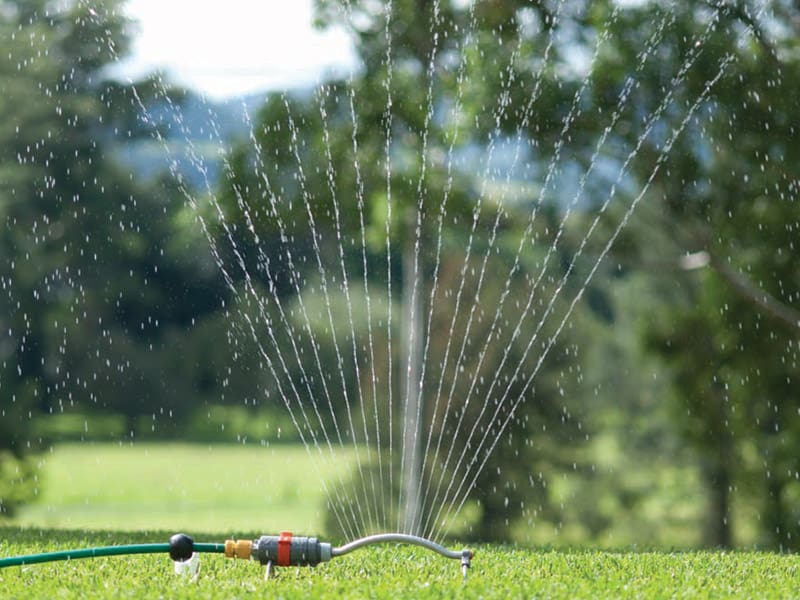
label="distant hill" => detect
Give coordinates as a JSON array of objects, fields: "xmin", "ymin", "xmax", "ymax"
[
  {"xmin": 112, "ymin": 85, "xmax": 567, "ymax": 210},
  {"xmin": 112, "ymin": 90, "xmax": 280, "ymax": 190}
]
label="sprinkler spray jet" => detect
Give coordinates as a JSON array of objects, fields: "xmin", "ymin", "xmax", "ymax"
[{"xmin": 0, "ymin": 532, "xmax": 473, "ymax": 581}]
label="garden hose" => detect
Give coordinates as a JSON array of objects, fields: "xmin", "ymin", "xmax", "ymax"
[
  {"xmin": 0, "ymin": 542, "xmax": 222, "ymax": 567},
  {"xmin": 0, "ymin": 532, "xmax": 472, "ymax": 580}
]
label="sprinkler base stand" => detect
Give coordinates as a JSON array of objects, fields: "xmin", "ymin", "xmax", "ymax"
[{"xmin": 173, "ymin": 552, "xmax": 200, "ymax": 579}]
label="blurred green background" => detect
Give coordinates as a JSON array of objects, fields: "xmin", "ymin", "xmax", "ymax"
[{"xmin": 1, "ymin": 0, "xmax": 798, "ymax": 551}]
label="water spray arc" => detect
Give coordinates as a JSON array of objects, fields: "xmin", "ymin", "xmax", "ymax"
[
  {"xmin": 0, "ymin": 532, "xmax": 473, "ymax": 581},
  {"xmin": 16, "ymin": 0, "xmax": 777, "ymax": 561}
]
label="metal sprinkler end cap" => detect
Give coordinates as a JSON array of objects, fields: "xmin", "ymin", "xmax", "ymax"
[{"xmin": 461, "ymin": 548, "xmax": 472, "ymax": 581}]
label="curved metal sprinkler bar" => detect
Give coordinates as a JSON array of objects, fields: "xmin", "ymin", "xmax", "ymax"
[
  {"xmin": 332, "ymin": 532, "xmax": 463, "ymax": 558},
  {"xmin": 333, "ymin": 533, "xmax": 472, "ymax": 580}
]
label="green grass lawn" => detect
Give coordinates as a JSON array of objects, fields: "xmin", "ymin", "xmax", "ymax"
[
  {"xmin": 2, "ymin": 443, "xmax": 799, "ymax": 597},
  {"xmin": 1, "ymin": 527, "xmax": 798, "ymax": 598},
  {"xmin": 15, "ymin": 442, "xmax": 357, "ymax": 534}
]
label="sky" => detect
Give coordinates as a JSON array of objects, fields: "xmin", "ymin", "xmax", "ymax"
[{"xmin": 115, "ymin": 0, "xmax": 357, "ymax": 100}]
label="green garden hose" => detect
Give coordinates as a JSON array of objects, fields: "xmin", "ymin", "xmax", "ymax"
[{"xmin": 0, "ymin": 540, "xmax": 224, "ymax": 568}]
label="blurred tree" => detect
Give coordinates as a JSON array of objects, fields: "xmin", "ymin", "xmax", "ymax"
[
  {"xmin": 576, "ymin": 0, "xmax": 800, "ymax": 548},
  {"xmin": 0, "ymin": 0, "xmax": 233, "ymax": 512},
  {"xmin": 0, "ymin": 0, "xmax": 135, "ymax": 513}
]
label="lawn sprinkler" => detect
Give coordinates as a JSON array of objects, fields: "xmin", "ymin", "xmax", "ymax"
[{"xmin": 0, "ymin": 531, "xmax": 473, "ymax": 581}]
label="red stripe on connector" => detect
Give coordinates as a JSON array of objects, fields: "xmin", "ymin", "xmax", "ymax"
[{"xmin": 277, "ymin": 531, "xmax": 292, "ymax": 566}]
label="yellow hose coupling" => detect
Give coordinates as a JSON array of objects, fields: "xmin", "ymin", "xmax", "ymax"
[{"xmin": 224, "ymin": 539, "xmax": 253, "ymax": 560}]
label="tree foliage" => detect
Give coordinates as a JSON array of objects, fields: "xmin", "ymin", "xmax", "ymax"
[{"xmin": 0, "ymin": 0, "xmax": 232, "ymax": 512}]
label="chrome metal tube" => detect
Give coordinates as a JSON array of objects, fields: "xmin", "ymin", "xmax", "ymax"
[{"xmin": 331, "ymin": 533, "xmax": 464, "ymax": 560}]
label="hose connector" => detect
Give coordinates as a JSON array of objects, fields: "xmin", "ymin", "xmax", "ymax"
[
  {"xmin": 224, "ymin": 539, "xmax": 253, "ymax": 560},
  {"xmin": 252, "ymin": 532, "xmax": 332, "ymax": 567}
]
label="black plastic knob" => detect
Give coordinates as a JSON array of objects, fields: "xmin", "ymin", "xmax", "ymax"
[{"xmin": 169, "ymin": 533, "xmax": 194, "ymax": 561}]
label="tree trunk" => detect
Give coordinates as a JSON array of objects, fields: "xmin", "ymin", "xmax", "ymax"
[
  {"xmin": 700, "ymin": 377, "xmax": 733, "ymax": 548},
  {"xmin": 125, "ymin": 412, "xmax": 138, "ymax": 440},
  {"xmin": 702, "ymin": 457, "xmax": 732, "ymax": 548},
  {"xmin": 765, "ymin": 469, "xmax": 791, "ymax": 551}
]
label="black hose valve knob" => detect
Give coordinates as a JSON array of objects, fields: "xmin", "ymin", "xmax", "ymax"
[{"xmin": 169, "ymin": 533, "xmax": 195, "ymax": 562}]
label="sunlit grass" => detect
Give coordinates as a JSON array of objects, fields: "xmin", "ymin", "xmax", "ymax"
[
  {"xmin": 7, "ymin": 441, "xmax": 767, "ymax": 552},
  {"xmin": 14, "ymin": 443, "xmax": 357, "ymax": 534}
]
